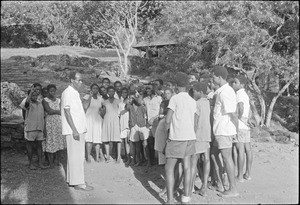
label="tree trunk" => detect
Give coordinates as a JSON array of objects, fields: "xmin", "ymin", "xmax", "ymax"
[
  {"xmin": 265, "ymin": 78, "xmax": 295, "ymax": 127},
  {"xmin": 123, "ymin": 53, "xmax": 129, "ymax": 75}
]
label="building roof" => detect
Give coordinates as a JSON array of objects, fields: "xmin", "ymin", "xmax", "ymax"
[{"xmin": 133, "ymin": 32, "xmax": 177, "ymax": 50}]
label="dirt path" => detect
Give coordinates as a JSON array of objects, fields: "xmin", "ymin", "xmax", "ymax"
[{"xmin": 1, "ymin": 141, "xmax": 298, "ymax": 204}]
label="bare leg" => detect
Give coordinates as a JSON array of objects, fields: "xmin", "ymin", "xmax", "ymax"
[
  {"xmin": 56, "ymin": 150, "xmax": 62, "ymax": 165},
  {"xmin": 244, "ymin": 142, "xmax": 253, "ymax": 180},
  {"xmin": 211, "ymin": 147, "xmax": 225, "ymax": 192},
  {"xmin": 190, "ymin": 154, "xmax": 200, "ymax": 194},
  {"xmin": 197, "ymin": 149, "xmax": 210, "ymax": 196},
  {"xmin": 99, "ymin": 144, "xmax": 105, "ymax": 161},
  {"xmin": 234, "ymin": 143, "xmax": 245, "ymax": 182},
  {"xmin": 86, "ymin": 142, "xmax": 93, "ymax": 162},
  {"xmin": 37, "ymin": 141, "xmax": 47, "ymax": 168},
  {"xmin": 95, "ymin": 143, "xmax": 100, "ymax": 162},
  {"xmin": 104, "ymin": 142, "xmax": 110, "ymax": 162},
  {"xmin": 134, "ymin": 141, "xmax": 141, "ymax": 166},
  {"xmin": 116, "ymin": 142, "xmax": 121, "ymax": 163},
  {"xmin": 26, "ymin": 141, "xmax": 36, "ymax": 169},
  {"xmin": 219, "ymin": 148, "xmax": 239, "ymax": 197},
  {"xmin": 142, "ymin": 140, "xmax": 151, "ymax": 168},
  {"xmin": 232, "ymin": 145, "xmax": 238, "ymax": 170},
  {"xmin": 165, "ymin": 158, "xmax": 178, "ymax": 204},
  {"xmin": 48, "ymin": 152, "xmax": 54, "ymax": 168}
]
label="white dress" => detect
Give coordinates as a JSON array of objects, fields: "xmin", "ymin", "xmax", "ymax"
[{"xmin": 85, "ymin": 95, "xmax": 104, "ymax": 143}]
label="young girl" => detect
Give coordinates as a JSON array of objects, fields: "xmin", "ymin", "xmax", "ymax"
[
  {"xmin": 83, "ymin": 83, "xmax": 105, "ymax": 163},
  {"xmin": 101, "ymin": 86, "xmax": 121, "ymax": 163},
  {"xmin": 118, "ymin": 87, "xmax": 130, "ymax": 163},
  {"xmin": 42, "ymin": 84, "xmax": 65, "ymax": 168}
]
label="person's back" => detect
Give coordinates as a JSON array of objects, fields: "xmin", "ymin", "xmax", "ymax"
[
  {"xmin": 168, "ymin": 92, "xmax": 196, "ymax": 141},
  {"xmin": 195, "ymin": 97, "xmax": 211, "ymax": 142}
]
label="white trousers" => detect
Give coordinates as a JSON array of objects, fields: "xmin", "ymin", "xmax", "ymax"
[{"xmin": 65, "ymin": 133, "xmax": 85, "ymax": 186}]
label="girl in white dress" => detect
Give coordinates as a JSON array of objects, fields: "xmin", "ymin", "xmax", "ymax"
[{"xmin": 83, "ymin": 83, "xmax": 105, "ymax": 162}]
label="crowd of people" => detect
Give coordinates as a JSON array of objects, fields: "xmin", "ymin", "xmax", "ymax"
[{"xmin": 20, "ymin": 65, "xmax": 254, "ymax": 203}]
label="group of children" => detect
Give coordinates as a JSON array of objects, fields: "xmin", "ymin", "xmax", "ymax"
[{"xmin": 20, "ymin": 65, "xmax": 254, "ymax": 203}]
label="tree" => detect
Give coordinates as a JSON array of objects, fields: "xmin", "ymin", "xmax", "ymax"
[
  {"xmin": 146, "ymin": 1, "xmax": 299, "ymax": 128},
  {"xmin": 72, "ymin": 1, "xmax": 151, "ymax": 76},
  {"xmin": 1, "ymin": 1, "xmax": 79, "ymax": 46}
]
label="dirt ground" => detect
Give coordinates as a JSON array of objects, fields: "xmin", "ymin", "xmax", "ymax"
[{"xmin": 1, "ymin": 140, "xmax": 298, "ymax": 204}]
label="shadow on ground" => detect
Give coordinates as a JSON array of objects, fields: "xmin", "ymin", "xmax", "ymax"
[
  {"xmin": 126, "ymin": 160, "xmax": 166, "ymax": 204},
  {"xmin": 1, "ymin": 147, "xmax": 74, "ymax": 204}
]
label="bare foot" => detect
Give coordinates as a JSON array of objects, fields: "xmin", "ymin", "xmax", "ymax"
[
  {"xmin": 243, "ymin": 173, "xmax": 252, "ymax": 180},
  {"xmin": 29, "ymin": 164, "xmax": 37, "ymax": 170},
  {"xmin": 217, "ymin": 190, "xmax": 239, "ymax": 197},
  {"xmin": 216, "ymin": 183, "xmax": 225, "ymax": 192},
  {"xmin": 159, "ymin": 188, "xmax": 167, "ymax": 197},
  {"xmin": 116, "ymin": 157, "xmax": 121, "ymax": 164},
  {"xmin": 195, "ymin": 187, "xmax": 207, "ymax": 197},
  {"xmin": 236, "ymin": 176, "xmax": 245, "ymax": 183}
]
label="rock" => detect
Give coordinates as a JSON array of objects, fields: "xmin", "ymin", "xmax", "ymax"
[{"xmin": 1, "ymin": 82, "xmax": 26, "ymax": 116}]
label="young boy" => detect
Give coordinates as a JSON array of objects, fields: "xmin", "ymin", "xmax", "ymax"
[
  {"xmin": 165, "ymin": 72, "xmax": 196, "ymax": 204},
  {"xmin": 190, "ymin": 82, "xmax": 211, "ymax": 197},
  {"xmin": 231, "ymin": 75, "xmax": 253, "ymax": 182},
  {"xmin": 127, "ymin": 93, "xmax": 150, "ymax": 168},
  {"xmin": 24, "ymin": 89, "xmax": 47, "ymax": 170}
]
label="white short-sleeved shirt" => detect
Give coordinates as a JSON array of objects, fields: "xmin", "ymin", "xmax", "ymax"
[
  {"xmin": 236, "ymin": 88, "xmax": 250, "ymax": 130},
  {"xmin": 213, "ymin": 83, "xmax": 237, "ymax": 136},
  {"xmin": 144, "ymin": 95, "xmax": 162, "ymax": 122},
  {"xmin": 61, "ymin": 85, "xmax": 87, "ymax": 135},
  {"xmin": 167, "ymin": 92, "xmax": 196, "ymax": 141}
]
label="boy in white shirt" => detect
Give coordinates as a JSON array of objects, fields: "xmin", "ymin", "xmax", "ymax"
[
  {"xmin": 211, "ymin": 66, "xmax": 239, "ymax": 197},
  {"xmin": 231, "ymin": 75, "xmax": 253, "ymax": 182},
  {"xmin": 165, "ymin": 72, "xmax": 196, "ymax": 204}
]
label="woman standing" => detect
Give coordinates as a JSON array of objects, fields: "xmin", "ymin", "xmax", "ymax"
[
  {"xmin": 42, "ymin": 84, "xmax": 65, "ymax": 168},
  {"xmin": 154, "ymin": 87, "xmax": 173, "ymax": 165},
  {"xmin": 83, "ymin": 83, "xmax": 105, "ymax": 163},
  {"xmin": 102, "ymin": 86, "xmax": 121, "ymax": 163}
]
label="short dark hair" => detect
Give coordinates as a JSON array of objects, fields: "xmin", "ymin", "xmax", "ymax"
[
  {"xmin": 102, "ymin": 78, "xmax": 111, "ymax": 83},
  {"xmin": 211, "ymin": 65, "xmax": 228, "ymax": 80},
  {"xmin": 33, "ymin": 83, "xmax": 42, "ymax": 88},
  {"xmin": 235, "ymin": 75, "xmax": 248, "ymax": 85},
  {"xmin": 69, "ymin": 71, "xmax": 77, "ymax": 80},
  {"xmin": 121, "ymin": 87, "xmax": 129, "ymax": 93},
  {"xmin": 107, "ymin": 86, "xmax": 115, "ymax": 92},
  {"xmin": 155, "ymin": 79, "xmax": 164, "ymax": 86},
  {"xmin": 193, "ymin": 82, "xmax": 207, "ymax": 94},
  {"xmin": 90, "ymin": 83, "xmax": 99, "ymax": 90},
  {"xmin": 47, "ymin": 84, "xmax": 57, "ymax": 91},
  {"xmin": 114, "ymin": 81, "xmax": 122, "ymax": 86},
  {"xmin": 174, "ymin": 72, "xmax": 189, "ymax": 87}
]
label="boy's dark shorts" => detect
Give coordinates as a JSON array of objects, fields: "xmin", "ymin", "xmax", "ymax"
[{"xmin": 165, "ymin": 139, "xmax": 196, "ymax": 159}]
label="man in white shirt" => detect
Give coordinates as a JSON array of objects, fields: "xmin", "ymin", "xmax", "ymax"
[
  {"xmin": 61, "ymin": 71, "xmax": 93, "ymax": 191},
  {"xmin": 165, "ymin": 72, "xmax": 196, "ymax": 204},
  {"xmin": 231, "ymin": 75, "xmax": 253, "ymax": 182},
  {"xmin": 212, "ymin": 66, "xmax": 239, "ymax": 197},
  {"xmin": 144, "ymin": 87, "xmax": 162, "ymax": 165}
]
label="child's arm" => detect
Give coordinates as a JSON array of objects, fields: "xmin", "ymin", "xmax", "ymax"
[
  {"xmin": 165, "ymin": 109, "xmax": 174, "ymax": 132},
  {"xmin": 42, "ymin": 99, "xmax": 60, "ymax": 115}
]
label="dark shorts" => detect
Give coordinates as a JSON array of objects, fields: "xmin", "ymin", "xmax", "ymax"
[{"xmin": 165, "ymin": 139, "xmax": 196, "ymax": 159}]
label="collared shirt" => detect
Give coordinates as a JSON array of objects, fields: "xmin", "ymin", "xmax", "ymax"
[
  {"xmin": 168, "ymin": 92, "xmax": 196, "ymax": 141},
  {"xmin": 25, "ymin": 101, "xmax": 45, "ymax": 132},
  {"xmin": 144, "ymin": 95, "xmax": 162, "ymax": 122},
  {"xmin": 61, "ymin": 85, "xmax": 87, "ymax": 135},
  {"xmin": 128, "ymin": 104, "xmax": 147, "ymax": 128},
  {"xmin": 236, "ymin": 88, "xmax": 250, "ymax": 130},
  {"xmin": 213, "ymin": 83, "xmax": 237, "ymax": 136},
  {"xmin": 195, "ymin": 98, "xmax": 211, "ymax": 142}
]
